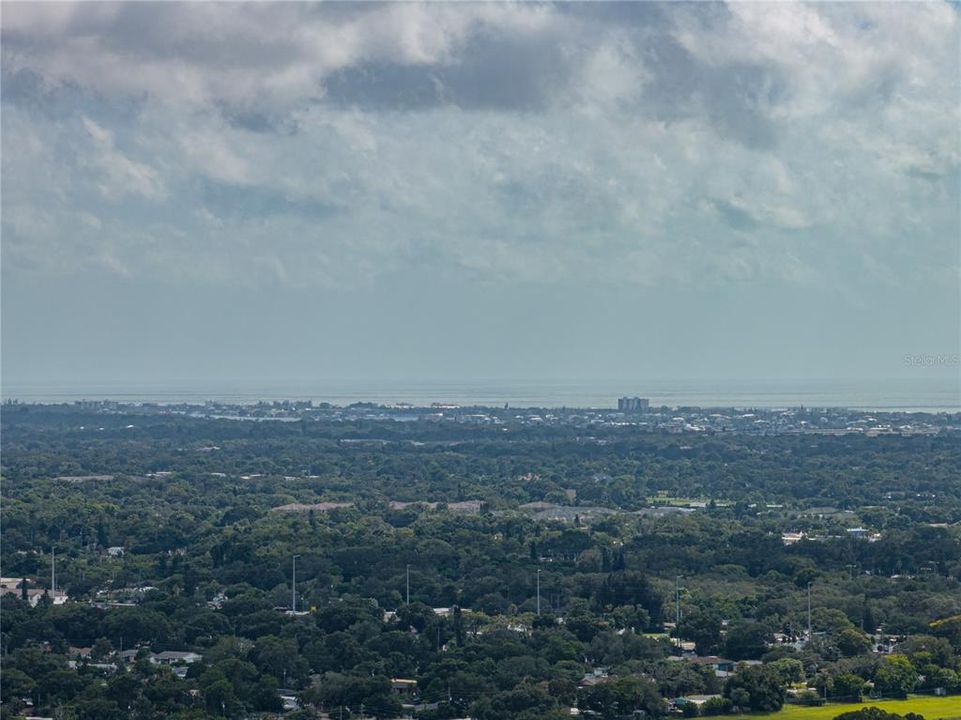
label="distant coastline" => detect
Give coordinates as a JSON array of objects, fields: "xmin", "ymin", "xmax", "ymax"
[{"xmin": 2, "ymin": 377, "xmax": 958, "ymax": 413}]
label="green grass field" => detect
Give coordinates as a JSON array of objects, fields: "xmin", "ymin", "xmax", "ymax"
[{"xmin": 742, "ymin": 696, "xmax": 961, "ymax": 720}]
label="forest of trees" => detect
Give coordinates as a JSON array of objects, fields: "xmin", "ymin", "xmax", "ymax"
[{"xmin": 1, "ymin": 405, "xmax": 959, "ymax": 719}]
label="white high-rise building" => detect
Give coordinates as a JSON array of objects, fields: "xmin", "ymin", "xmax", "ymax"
[{"xmin": 618, "ymin": 396, "xmax": 650, "ymax": 412}]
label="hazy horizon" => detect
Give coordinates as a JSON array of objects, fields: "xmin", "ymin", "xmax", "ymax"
[{"xmin": 3, "ymin": 376, "xmax": 959, "ymax": 413}]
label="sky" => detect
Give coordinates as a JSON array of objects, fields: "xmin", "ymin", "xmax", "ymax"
[{"xmin": 1, "ymin": 1, "xmax": 959, "ymax": 393}]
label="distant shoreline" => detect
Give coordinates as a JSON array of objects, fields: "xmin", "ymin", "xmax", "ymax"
[
  {"xmin": 2, "ymin": 398, "xmax": 959, "ymax": 415},
  {"xmin": 3, "ymin": 377, "xmax": 959, "ymax": 413}
]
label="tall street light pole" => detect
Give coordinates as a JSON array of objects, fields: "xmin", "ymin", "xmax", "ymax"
[
  {"xmin": 675, "ymin": 576, "xmax": 682, "ymax": 626},
  {"xmin": 536, "ymin": 569, "xmax": 541, "ymax": 616},
  {"xmin": 292, "ymin": 554, "xmax": 301, "ymax": 612}
]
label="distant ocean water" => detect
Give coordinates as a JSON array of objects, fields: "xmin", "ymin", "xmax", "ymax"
[{"xmin": 2, "ymin": 378, "xmax": 959, "ymax": 412}]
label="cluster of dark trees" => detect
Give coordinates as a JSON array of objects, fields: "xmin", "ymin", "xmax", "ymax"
[
  {"xmin": 1, "ymin": 406, "xmax": 959, "ymax": 719},
  {"xmin": 833, "ymin": 709, "xmax": 925, "ymax": 720}
]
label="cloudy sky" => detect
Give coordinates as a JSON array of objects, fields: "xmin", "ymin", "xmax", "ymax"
[{"xmin": 2, "ymin": 1, "xmax": 959, "ymax": 392}]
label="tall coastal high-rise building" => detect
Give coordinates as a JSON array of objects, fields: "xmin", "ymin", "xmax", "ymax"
[{"xmin": 618, "ymin": 396, "xmax": 650, "ymax": 412}]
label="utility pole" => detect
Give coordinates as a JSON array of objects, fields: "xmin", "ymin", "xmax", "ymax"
[
  {"xmin": 807, "ymin": 581, "xmax": 813, "ymax": 642},
  {"xmin": 292, "ymin": 554, "xmax": 301, "ymax": 612},
  {"xmin": 536, "ymin": 569, "xmax": 541, "ymax": 616},
  {"xmin": 675, "ymin": 576, "xmax": 682, "ymax": 626},
  {"xmin": 406, "ymin": 564, "xmax": 410, "ymax": 605},
  {"xmin": 51, "ymin": 548, "xmax": 56, "ymax": 596}
]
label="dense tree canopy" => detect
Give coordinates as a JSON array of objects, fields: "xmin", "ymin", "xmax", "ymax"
[{"xmin": 1, "ymin": 405, "xmax": 959, "ymax": 718}]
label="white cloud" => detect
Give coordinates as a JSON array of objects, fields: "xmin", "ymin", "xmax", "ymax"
[
  {"xmin": 1, "ymin": 1, "xmax": 958, "ymax": 292},
  {"xmin": 81, "ymin": 117, "xmax": 166, "ymax": 200},
  {"xmin": 1, "ymin": 2, "xmax": 556, "ymax": 109}
]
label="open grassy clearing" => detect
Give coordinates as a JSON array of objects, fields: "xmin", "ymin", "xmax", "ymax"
[{"xmin": 738, "ymin": 696, "xmax": 961, "ymax": 720}]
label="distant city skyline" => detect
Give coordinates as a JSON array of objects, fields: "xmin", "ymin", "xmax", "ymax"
[
  {"xmin": 2, "ymin": 377, "xmax": 958, "ymax": 413},
  {"xmin": 2, "ymin": 2, "xmax": 958, "ymax": 391}
]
